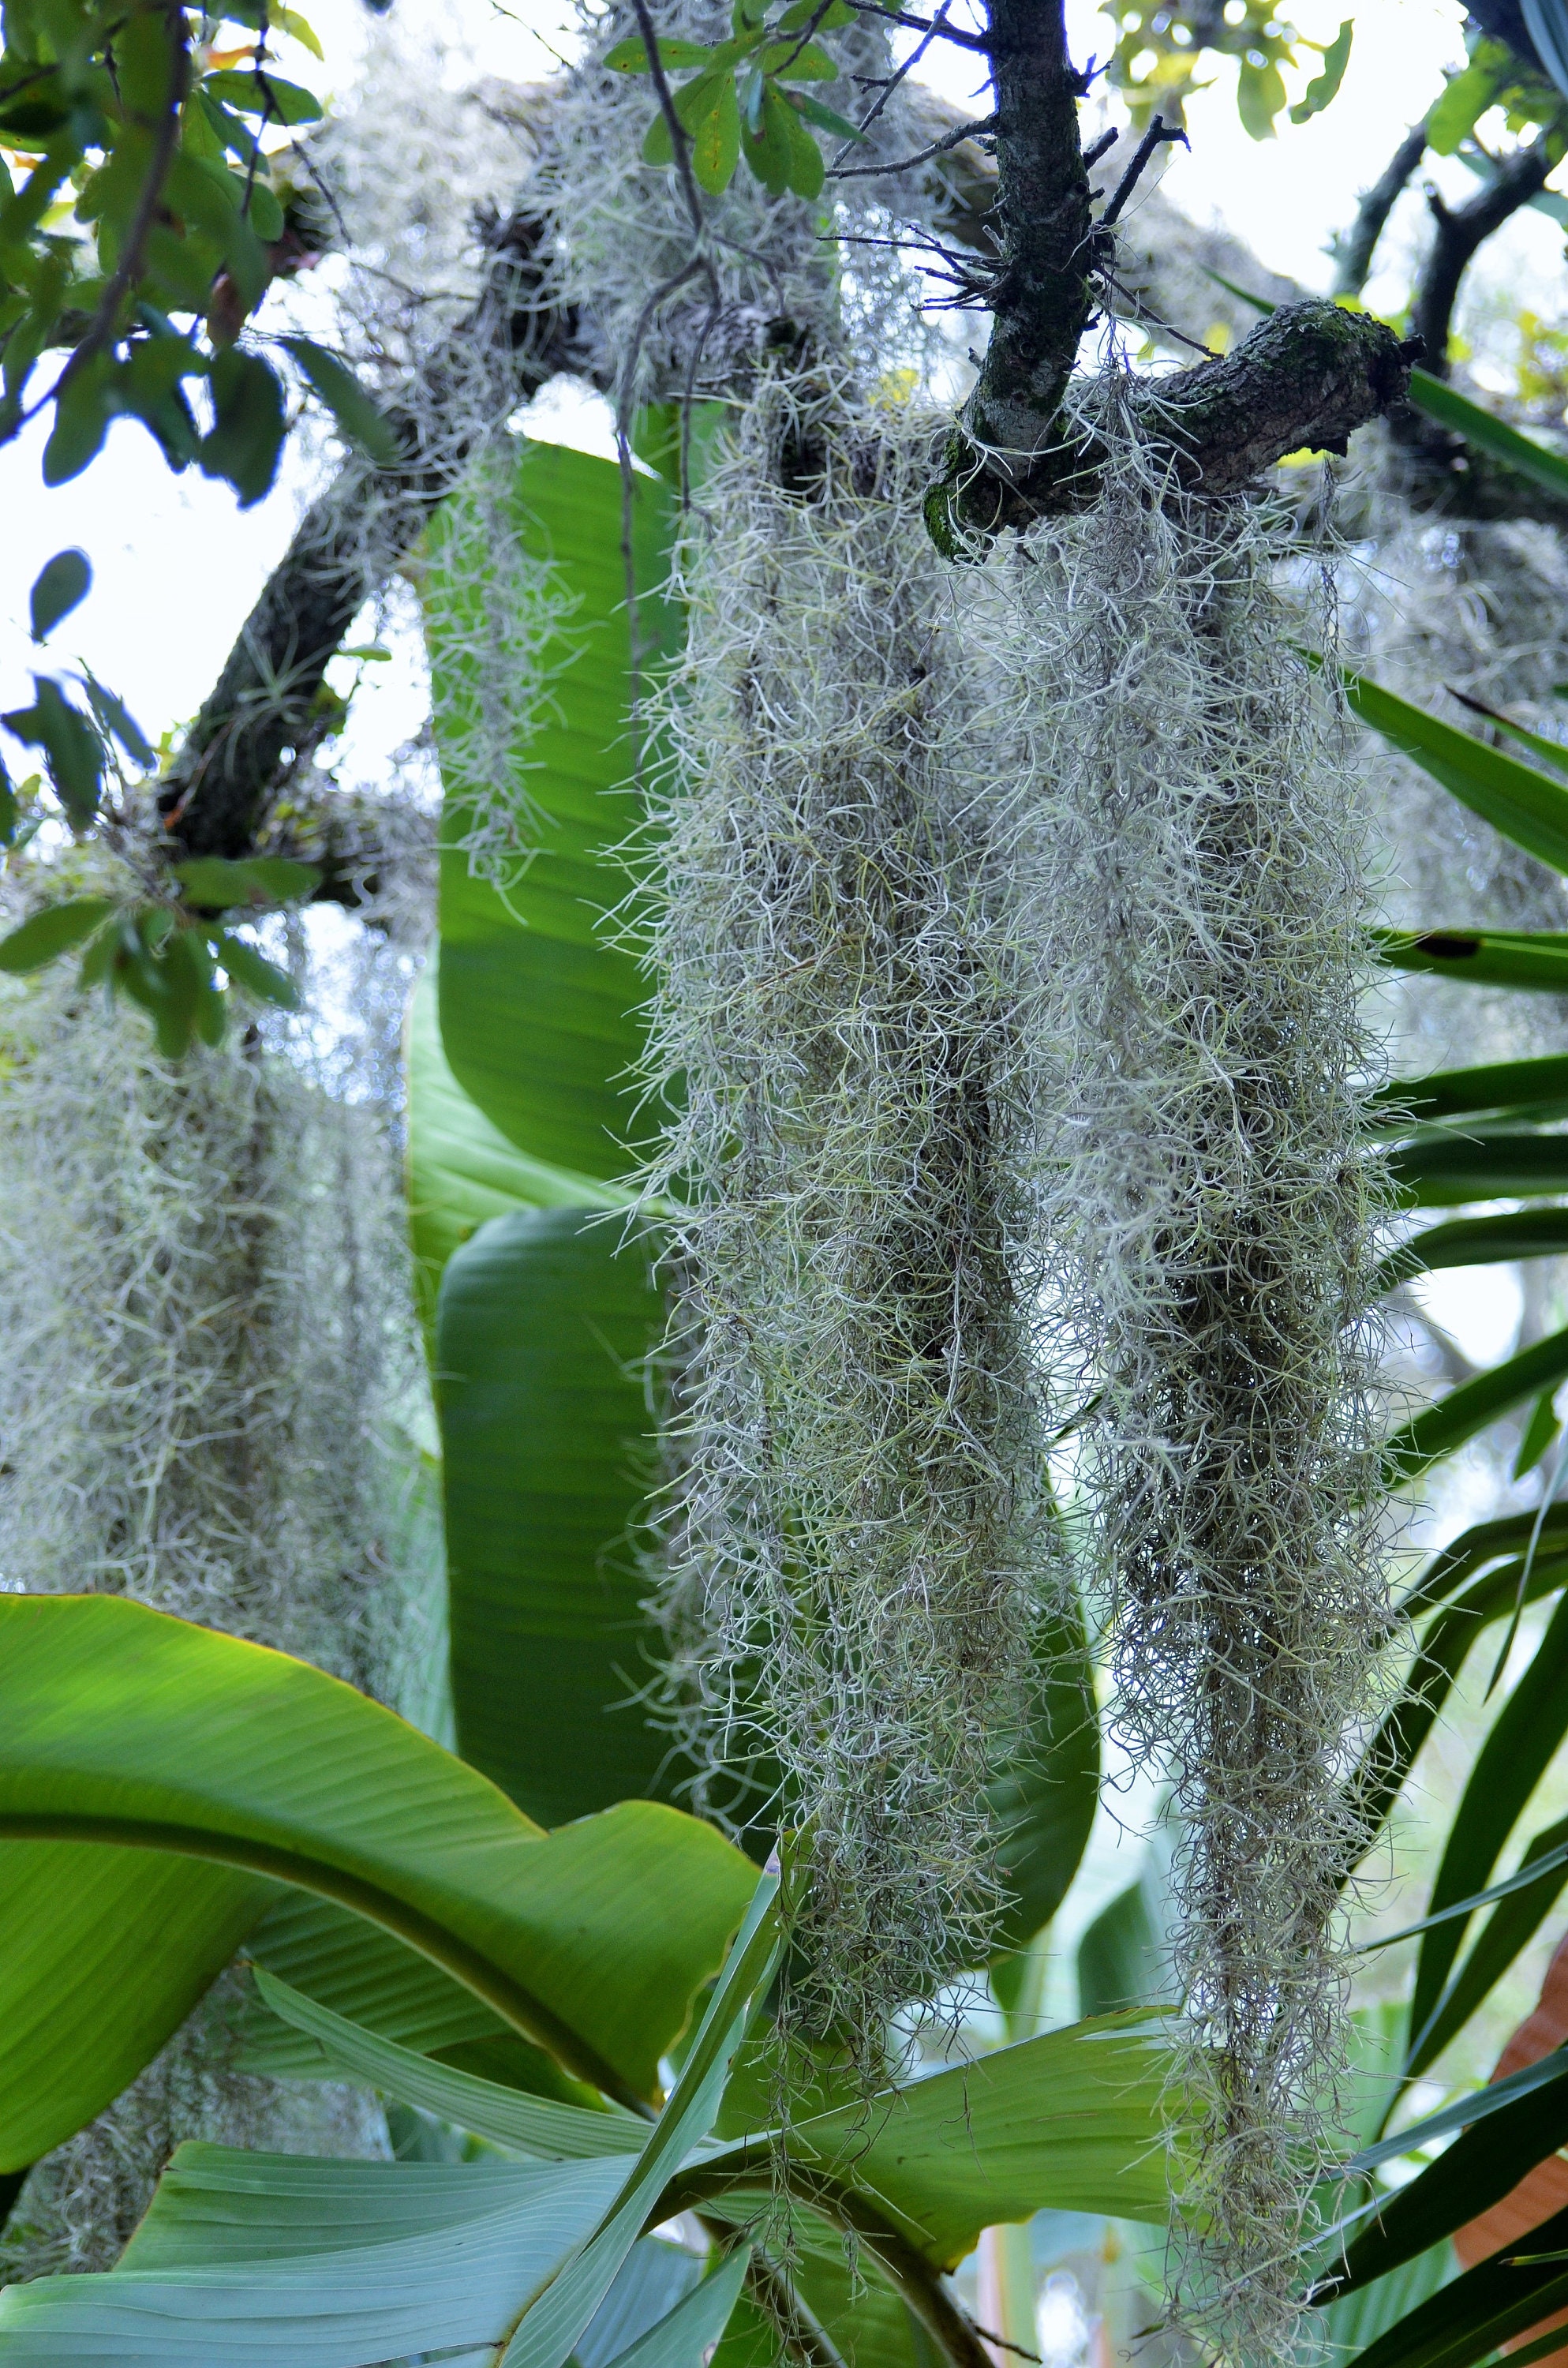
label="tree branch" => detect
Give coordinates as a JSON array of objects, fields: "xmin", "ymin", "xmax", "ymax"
[
  {"xmin": 956, "ymin": 0, "xmax": 1095, "ymax": 457},
  {"xmin": 929, "ymin": 298, "xmax": 1415, "ymax": 545},
  {"xmin": 1410, "ymin": 137, "xmax": 1555, "ymax": 379},
  {"xmin": 158, "ymin": 208, "xmax": 575, "ymax": 862},
  {"xmin": 1330, "ymin": 118, "xmax": 1429, "ymax": 299}
]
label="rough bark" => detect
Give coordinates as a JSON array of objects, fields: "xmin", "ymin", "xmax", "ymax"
[
  {"xmin": 928, "ymin": 299, "xmax": 1416, "ymax": 547},
  {"xmin": 159, "ymin": 211, "xmax": 576, "ymax": 862}
]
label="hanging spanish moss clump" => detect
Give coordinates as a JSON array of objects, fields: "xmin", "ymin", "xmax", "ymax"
[
  {"xmin": 0, "ymin": 939, "xmax": 441, "ymax": 2277},
  {"xmin": 971, "ymin": 388, "xmax": 1390, "ymax": 2355},
  {"xmin": 637, "ymin": 374, "xmax": 1060, "ymax": 2067}
]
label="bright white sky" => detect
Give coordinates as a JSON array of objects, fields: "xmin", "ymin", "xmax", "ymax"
[{"xmin": 0, "ymin": 0, "xmax": 1543, "ymax": 782}]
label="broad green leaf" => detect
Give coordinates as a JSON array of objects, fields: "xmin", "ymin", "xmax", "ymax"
[
  {"xmin": 427, "ymin": 437, "xmax": 682, "ymax": 1175},
  {"xmin": 174, "ymin": 856, "xmax": 321, "ymax": 910},
  {"xmin": 0, "ymin": 2146, "xmax": 631, "ymax": 2366},
  {"xmin": 200, "ymin": 347, "xmax": 286, "ymax": 508},
  {"xmin": 1389, "ymin": 1124, "xmax": 1568, "ymax": 1205},
  {"xmin": 986, "ymin": 1600, "xmax": 1098, "ymax": 1954},
  {"xmin": 1289, "ymin": 17, "xmax": 1353, "ymax": 120},
  {"xmin": 0, "ymin": 1845, "xmax": 271, "ymax": 2169},
  {"xmin": 1076, "ymin": 1875, "xmax": 1166, "ymax": 2018},
  {"xmin": 1425, "ymin": 56, "xmax": 1503, "ymax": 153},
  {"xmin": 602, "ymin": 2250, "xmax": 751, "ymax": 2368},
  {"xmin": 76, "ymin": 666, "xmax": 154, "ymax": 768},
  {"xmin": 1377, "ymin": 1212, "xmax": 1568, "ymax": 1296},
  {"xmin": 405, "ymin": 968, "xmax": 620, "ymax": 1334},
  {"xmin": 276, "ymin": 335, "xmax": 401, "ymax": 466},
  {"xmin": 0, "ymin": 1594, "xmax": 756, "ymax": 2106},
  {"xmin": 1379, "ymin": 929, "xmax": 1568, "ymax": 992},
  {"xmin": 253, "ymin": 1968, "xmax": 649, "ymax": 2158},
  {"xmin": 690, "ymin": 74, "xmax": 743, "ymax": 191},
  {"xmin": 438, "ymin": 1207, "xmax": 686, "ymax": 1828},
  {"xmin": 1411, "ymin": 1589, "xmax": 1568, "ymax": 2038},
  {"xmin": 1516, "ymin": 1387, "xmax": 1562, "ymax": 1478},
  {"xmin": 1349, "ymin": 665, "xmax": 1568, "ymax": 876},
  {"xmin": 1449, "ymin": 687, "xmax": 1568, "ymax": 778},
  {"xmin": 202, "ymin": 68, "xmax": 323, "ymax": 122},
  {"xmin": 1370, "ymin": 1051, "xmax": 1568, "ymax": 1128},
  {"xmin": 501, "ymin": 1875, "xmax": 780, "ymax": 2368},
  {"xmin": 1383, "ymin": 1322, "xmax": 1568, "ymax": 1486},
  {"xmin": 1237, "ymin": 54, "xmax": 1287, "ymax": 137},
  {"xmin": 28, "ymin": 545, "xmax": 90, "ymax": 641},
  {"xmin": 213, "ymin": 929, "xmax": 300, "ymax": 1009},
  {"xmin": 0, "ymin": 894, "xmax": 114, "ymax": 971},
  {"xmin": 2, "ymin": 676, "xmax": 103, "ymax": 826},
  {"xmin": 1407, "ymin": 366, "xmax": 1568, "ymax": 505},
  {"xmin": 685, "ymin": 2016, "xmax": 1176, "ymax": 2266},
  {"xmin": 604, "ymin": 35, "xmax": 716, "ymax": 69},
  {"xmin": 581, "ymin": 2240, "xmax": 705, "ymax": 2368}
]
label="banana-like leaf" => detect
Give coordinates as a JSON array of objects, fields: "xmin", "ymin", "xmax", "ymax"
[
  {"xmin": 253, "ymin": 1968, "xmax": 649, "ymax": 2158},
  {"xmin": 1412, "ymin": 1590, "xmax": 1568, "ymax": 2039},
  {"xmin": 986, "ymin": 1599, "xmax": 1100, "ymax": 1955},
  {"xmin": 1382, "ymin": 1325, "xmax": 1568, "ymax": 1487},
  {"xmin": 1378, "ymin": 1213, "xmax": 1568, "ymax": 1294},
  {"xmin": 1390, "ymin": 1126, "xmax": 1568, "ymax": 1206},
  {"xmin": 0, "ymin": 1844, "xmax": 272, "ymax": 2170},
  {"xmin": 428, "ymin": 437, "xmax": 680, "ymax": 1176},
  {"xmin": 0, "ymin": 1595, "xmax": 756, "ymax": 2109},
  {"xmin": 1370, "ymin": 1051, "xmax": 1568, "ymax": 1129},
  {"xmin": 437, "ymin": 1206, "xmax": 685, "ymax": 1827},
  {"xmin": 1347, "ymin": 662, "xmax": 1568, "ymax": 876},
  {"xmin": 500, "ymin": 1872, "xmax": 780, "ymax": 2368},
  {"xmin": 0, "ymin": 2146, "xmax": 634, "ymax": 2366},
  {"xmin": 681, "ymin": 2014, "xmax": 1175, "ymax": 2268},
  {"xmin": 406, "ymin": 966, "xmax": 623, "ymax": 1334},
  {"xmin": 600, "ymin": 2250, "xmax": 751, "ymax": 2368},
  {"xmin": 1378, "ymin": 930, "xmax": 1568, "ymax": 992},
  {"xmin": 1077, "ymin": 1875, "xmax": 1167, "ymax": 2018}
]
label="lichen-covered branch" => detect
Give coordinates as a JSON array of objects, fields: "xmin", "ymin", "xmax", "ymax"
[
  {"xmin": 929, "ymin": 298, "xmax": 1415, "ymax": 548},
  {"xmin": 159, "ymin": 212, "xmax": 574, "ymax": 862}
]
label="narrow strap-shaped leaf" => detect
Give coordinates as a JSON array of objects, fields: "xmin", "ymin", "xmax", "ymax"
[
  {"xmin": 1404, "ymin": 1813, "xmax": 1568, "ymax": 2080},
  {"xmin": 1341, "ymin": 2195, "xmax": 1568, "ymax": 2368},
  {"xmin": 1348, "ymin": 661, "xmax": 1568, "ymax": 876},
  {"xmin": 1341, "ymin": 2044, "xmax": 1568, "ymax": 2181},
  {"xmin": 1401, "ymin": 1507, "xmax": 1568, "ymax": 1621},
  {"xmin": 1370, "ymin": 1051, "xmax": 1568, "ymax": 1129},
  {"xmin": 1406, "ymin": 367, "xmax": 1568, "ymax": 506},
  {"xmin": 499, "ymin": 1872, "xmax": 781, "ymax": 2368},
  {"xmin": 1378, "ymin": 929, "xmax": 1568, "ymax": 992},
  {"xmin": 1390, "ymin": 1126, "xmax": 1568, "ymax": 1208},
  {"xmin": 1383, "ymin": 1325, "xmax": 1568, "ymax": 1487},
  {"xmin": 1379, "ymin": 1213, "xmax": 1568, "ymax": 1295},
  {"xmin": 253, "ymin": 1969, "xmax": 650, "ymax": 2159},
  {"xmin": 1412, "ymin": 1592, "xmax": 1568, "ymax": 2036}
]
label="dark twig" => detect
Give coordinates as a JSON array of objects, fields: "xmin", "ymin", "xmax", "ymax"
[
  {"xmin": 1097, "ymin": 112, "xmax": 1186, "ymax": 231},
  {"xmin": 628, "ymin": 0, "xmax": 706, "ymax": 238},
  {"xmin": 55, "ymin": 2, "xmax": 190, "ymax": 399},
  {"xmin": 830, "ymin": 111, "xmax": 994, "ymax": 179},
  {"xmin": 1411, "ymin": 136, "xmax": 1555, "ymax": 377},
  {"xmin": 831, "ymin": 0, "xmax": 955, "ymax": 166},
  {"xmin": 836, "ymin": 0, "xmax": 993, "ymax": 54},
  {"xmin": 1330, "ymin": 118, "xmax": 1429, "ymax": 298}
]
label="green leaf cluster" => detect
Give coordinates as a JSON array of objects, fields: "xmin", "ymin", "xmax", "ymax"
[
  {"xmin": 1098, "ymin": 1, "xmax": 1354, "ymax": 139},
  {"xmin": 0, "ymin": 0, "xmax": 399, "ymax": 500},
  {"xmin": 608, "ymin": 0, "xmax": 867, "ymax": 198}
]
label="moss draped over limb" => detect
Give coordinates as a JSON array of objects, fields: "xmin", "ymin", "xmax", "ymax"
[{"xmin": 923, "ymin": 0, "xmax": 1416, "ymax": 548}]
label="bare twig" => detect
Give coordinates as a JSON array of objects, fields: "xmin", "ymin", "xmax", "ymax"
[
  {"xmin": 1330, "ymin": 118, "xmax": 1429, "ymax": 299},
  {"xmin": 830, "ymin": 111, "xmax": 994, "ymax": 179},
  {"xmin": 1410, "ymin": 136, "xmax": 1555, "ymax": 376},
  {"xmin": 830, "ymin": 0, "xmax": 956, "ymax": 165},
  {"xmin": 628, "ymin": 0, "xmax": 706, "ymax": 238},
  {"xmin": 836, "ymin": 0, "xmax": 993, "ymax": 55},
  {"xmin": 1096, "ymin": 112, "xmax": 1186, "ymax": 230}
]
